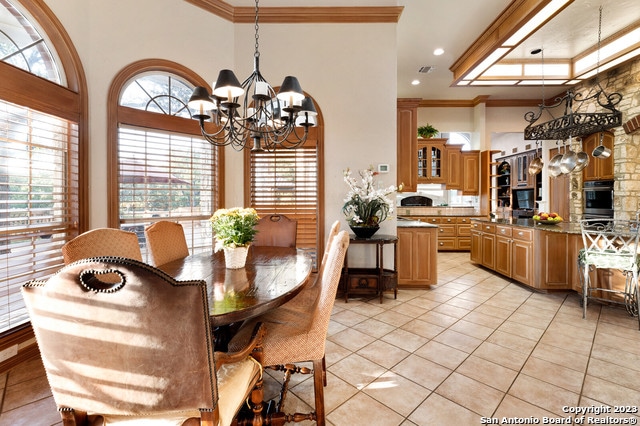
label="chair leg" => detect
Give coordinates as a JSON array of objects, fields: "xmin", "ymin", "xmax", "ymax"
[
  {"xmin": 322, "ymin": 355, "xmax": 327, "ymax": 387},
  {"xmin": 312, "ymin": 358, "xmax": 325, "ymax": 426}
]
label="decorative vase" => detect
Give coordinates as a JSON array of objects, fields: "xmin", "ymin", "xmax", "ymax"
[
  {"xmin": 223, "ymin": 245, "xmax": 249, "ymax": 269},
  {"xmin": 349, "ymin": 225, "xmax": 380, "ymax": 239}
]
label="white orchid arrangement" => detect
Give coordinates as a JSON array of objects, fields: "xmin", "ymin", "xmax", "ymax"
[{"xmin": 342, "ymin": 166, "xmax": 400, "ymax": 227}]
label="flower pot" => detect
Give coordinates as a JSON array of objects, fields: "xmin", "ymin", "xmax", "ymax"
[
  {"xmin": 349, "ymin": 225, "xmax": 380, "ymax": 239},
  {"xmin": 223, "ymin": 245, "xmax": 250, "ymax": 269}
]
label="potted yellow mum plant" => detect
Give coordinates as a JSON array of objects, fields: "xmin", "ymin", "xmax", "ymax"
[{"xmin": 210, "ymin": 207, "xmax": 260, "ymax": 269}]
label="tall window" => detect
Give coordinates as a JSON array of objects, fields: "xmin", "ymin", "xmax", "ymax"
[
  {"xmin": 0, "ymin": 0, "xmax": 85, "ymax": 333},
  {"xmin": 246, "ymin": 127, "xmax": 323, "ymax": 267},
  {"xmin": 110, "ymin": 64, "xmax": 221, "ymax": 260}
]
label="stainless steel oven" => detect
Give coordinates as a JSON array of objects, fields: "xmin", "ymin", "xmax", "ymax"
[{"xmin": 583, "ymin": 180, "xmax": 614, "ymax": 218}]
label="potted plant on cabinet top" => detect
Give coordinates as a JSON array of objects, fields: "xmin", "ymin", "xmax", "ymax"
[{"xmin": 417, "ymin": 124, "xmax": 439, "ymax": 139}]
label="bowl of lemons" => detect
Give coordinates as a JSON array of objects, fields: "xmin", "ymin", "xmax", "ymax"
[{"xmin": 532, "ymin": 212, "xmax": 563, "ymax": 225}]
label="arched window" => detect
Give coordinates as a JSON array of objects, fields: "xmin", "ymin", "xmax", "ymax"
[
  {"xmin": 245, "ymin": 106, "xmax": 324, "ymax": 268},
  {"xmin": 108, "ymin": 61, "xmax": 222, "ymax": 260},
  {"xmin": 0, "ymin": 0, "xmax": 86, "ymax": 333}
]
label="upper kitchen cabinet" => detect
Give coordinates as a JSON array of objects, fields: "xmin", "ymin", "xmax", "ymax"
[
  {"xmin": 582, "ymin": 131, "xmax": 614, "ymax": 181},
  {"xmin": 446, "ymin": 147, "xmax": 463, "ymax": 190},
  {"xmin": 397, "ymin": 99, "xmax": 421, "ymax": 192},
  {"xmin": 417, "ymin": 138, "xmax": 447, "ymax": 184},
  {"xmin": 461, "ymin": 151, "xmax": 480, "ymax": 195}
]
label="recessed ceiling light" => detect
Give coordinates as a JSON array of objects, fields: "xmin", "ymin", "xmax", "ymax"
[
  {"xmin": 411, "ymin": 79, "xmax": 420, "ymax": 85},
  {"xmin": 433, "ymin": 48, "xmax": 444, "ymax": 56}
]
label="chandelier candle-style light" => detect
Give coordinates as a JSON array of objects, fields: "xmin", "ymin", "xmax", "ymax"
[{"xmin": 187, "ymin": 0, "xmax": 317, "ymax": 151}]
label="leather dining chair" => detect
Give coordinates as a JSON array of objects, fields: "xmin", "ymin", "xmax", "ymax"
[
  {"xmin": 22, "ymin": 256, "xmax": 266, "ymax": 426},
  {"xmin": 144, "ymin": 220, "xmax": 190, "ymax": 266},
  {"xmin": 61, "ymin": 228, "xmax": 143, "ymax": 264},
  {"xmin": 228, "ymin": 230, "xmax": 350, "ymax": 426},
  {"xmin": 253, "ymin": 214, "xmax": 297, "ymax": 248}
]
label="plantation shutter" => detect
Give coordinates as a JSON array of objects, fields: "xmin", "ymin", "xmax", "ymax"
[
  {"xmin": 249, "ymin": 141, "xmax": 319, "ymax": 266},
  {"xmin": 0, "ymin": 99, "xmax": 79, "ymax": 331}
]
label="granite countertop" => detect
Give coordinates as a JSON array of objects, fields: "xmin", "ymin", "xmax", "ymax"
[
  {"xmin": 396, "ymin": 219, "xmax": 438, "ymax": 228},
  {"xmin": 471, "ymin": 217, "xmax": 582, "ymax": 234}
]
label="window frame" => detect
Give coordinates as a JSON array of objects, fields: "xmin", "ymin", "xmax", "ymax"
[{"xmin": 107, "ymin": 60, "xmax": 224, "ymax": 250}]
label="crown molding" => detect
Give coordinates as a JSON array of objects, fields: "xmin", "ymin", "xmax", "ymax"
[{"xmin": 185, "ymin": 0, "xmax": 403, "ymax": 23}]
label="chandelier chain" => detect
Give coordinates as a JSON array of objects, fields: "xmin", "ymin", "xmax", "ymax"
[{"xmin": 254, "ymin": 0, "xmax": 260, "ymax": 58}]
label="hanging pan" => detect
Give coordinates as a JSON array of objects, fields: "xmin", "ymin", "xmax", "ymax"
[
  {"xmin": 548, "ymin": 140, "xmax": 564, "ymax": 177},
  {"xmin": 528, "ymin": 140, "xmax": 543, "ymax": 175},
  {"xmin": 560, "ymin": 136, "xmax": 577, "ymax": 174},
  {"xmin": 592, "ymin": 132, "xmax": 611, "ymax": 158},
  {"xmin": 573, "ymin": 138, "xmax": 590, "ymax": 172}
]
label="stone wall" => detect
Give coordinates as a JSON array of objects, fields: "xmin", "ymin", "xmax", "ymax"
[{"xmin": 568, "ymin": 58, "xmax": 640, "ymax": 221}]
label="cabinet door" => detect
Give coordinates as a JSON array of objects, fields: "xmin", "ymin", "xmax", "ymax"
[
  {"xmin": 397, "ymin": 228, "xmax": 415, "ymax": 282},
  {"xmin": 414, "ymin": 229, "xmax": 437, "ymax": 283},
  {"xmin": 512, "ymin": 240, "xmax": 532, "ymax": 286},
  {"xmin": 446, "ymin": 147, "xmax": 462, "ymax": 190},
  {"xmin": 495, "ymin": 235, "xmax": 511, "ymax": 276},
  {"xmin": 461, "ymin": 151, "xmax": 480, "ymax": 195},
  {"xmin": 470, "ymin": 230, "xmax": 482, "ymax": 264},
  {"xmin": 418, "ymin": 139, "xmax": 447, "ymax": 183},
  {"xmin": 583, "ymin": 131, "xmax": 614, "ymax": 181},
  {"xmin": 481, "ymin": 233, "xmax": 495, "ymax": 269}
]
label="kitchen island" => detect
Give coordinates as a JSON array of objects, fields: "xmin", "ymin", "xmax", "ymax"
[
  {"xmin": 397, "ymin": 220, "xmax": 438, "ymax": 288},
  {"xmin": 471, "ymin": 218, "xmax": 583, "ymax": 291}
]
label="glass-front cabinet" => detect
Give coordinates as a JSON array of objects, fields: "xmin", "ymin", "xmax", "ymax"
[{"xmin": 417, "ymin": 139, "xmax": 447, "ymax": 183}]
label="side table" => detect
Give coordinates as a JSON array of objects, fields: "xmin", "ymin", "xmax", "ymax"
[{"xmin": 342, "ymin": 233, "xmax": 398, "ymax": 303}]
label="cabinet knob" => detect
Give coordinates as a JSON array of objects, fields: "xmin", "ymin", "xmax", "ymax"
[
  {"xmin": 439, "ymin": 242, "xmax": 444, "ymax": 246},
  {"xmin": 485, "ymin": 226, "xmax": 491, "ymax": 230},
  {"xmin": 518, "ymin": 232, "xmax": 523, "ymax": 236}
]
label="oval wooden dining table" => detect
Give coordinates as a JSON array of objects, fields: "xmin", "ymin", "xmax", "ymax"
[{"xmin": 157, "ymin": 246, "xmax": 313, "ymax": 327}]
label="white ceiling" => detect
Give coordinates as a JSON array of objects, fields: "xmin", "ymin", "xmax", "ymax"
[{"xmin": 227, "ymin": 0, "xmax": 640, "ymax": 101}]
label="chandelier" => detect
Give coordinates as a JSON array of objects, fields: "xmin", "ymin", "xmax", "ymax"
[
  {"xmin": 187, "ymin": 0, "xmax": 317, "ymax": 151},
  {"xmin": 523, "ymin": 6, "xmax": 622, "ymax": 141}
]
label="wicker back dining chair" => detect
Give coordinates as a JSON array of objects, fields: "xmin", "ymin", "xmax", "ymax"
[
  {"xmin": 253, "ymin": 214, "xmax": 297, "ymax": 248},
  {"xmin": 22, "ymin": 256, "xmax": 266, "ymax": 426},
  {"xmin": 228, "ymin": 230, "xmax": 350, "ymax": 426},
  {"xmin": 61, "ymin": 228, "xmax": 143, "ymax": 264},
  {"xmin": 144, "ymin": 220, "xmax": 190, "ymax": 266}
]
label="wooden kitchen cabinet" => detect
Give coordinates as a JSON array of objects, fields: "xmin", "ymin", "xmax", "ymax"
[
  {"xmin": 511, "ymin": 228, "xmax": 533, "ymax": 286},
  {"xmin": 582, "ymin": 130, "xmax": 614, "ymax": 181},
  {"xmin": 408, "ymin": 216, "xmax": 477, "ymax": 251},
  {"xmin": 397, "ymin": 226, "xmax": 437, "ymax": 288},
  {"xmin": 418, "ymin": 138, "xmax": 447, "ymax": 183},
  {"xmin": 446, "ymin": 147, "xmax": 462, "ymax": 190},
  {"xmin": 461, "ymin": 151, "xmax": 480, "ymax": 195},
  {"xmin": 494, "ymin": 225, "xmax": 512, "ymax": 277},
  {"xmin": 396, "ymin": 99, "xmax": 420, "ymax": 192}
]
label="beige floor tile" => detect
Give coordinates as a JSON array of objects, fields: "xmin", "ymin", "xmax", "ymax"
[
  {"xmin": 462, "ymin": 310, "xmax": 506, "ymax": 328},
  {"xmin": 400, "ymin": 318, "xmax": 445, "ymax": 339},
  {"xmin": 521, "ymin": 356, "xmax": 585, "ymax": 393},
  {"xmin": 291, "ymin": 371, "xmax": 358, "ymax": 414},
  {"xmin": 380, "ymin": 328, "xmax": 428, "ymax": 352},
  {"xmin": 363, "ymin": 371, "xmax": 430, "ymax": 417},
  {"xmin": 392, "ymin": 354, "xmax": 453, "ymax": 391},
  {"xmin": 455, "ymin": 354, "xmax": 518, "ymax": 392},
  {"xmin": 431, "ymin": 303, "xmax": 470, "ymax": 319},
  {"xmin": 494, "ymin": 394, "xmax": 561, "ymax": 419},
  {"xmin": 404, "ymin": 296, "xmax": 440, "ymax": 311},
  {"xmin": 408, "ymin": 392, "xmax": 481, "ymax": 426},
  {"xmin": 326, "ymin": 391, "xmax": 405, "ymax": 426},
  {"xmin": 435, "ymin": 372, "xmax": 504, "ymax": 416},
  {"xmin": 373, "ymin": 309, "xmax": 413, "ymax": 327},
  {"xmin": 330, "ymin": 308, "xmax": 369, "ymax": 327},
  {"xmin": 530, "ymin": 342, "xmax": 590, "ymax": 373},
  {"xmin": 486, "ymin": 329, "xmax": 538, "ymax": 354},
  {"xmin": 328, "ymin": 353, "xmax": 386, "ymax": 390},
  {"xmin": 357, "ymin": 339, "xmax": 410, "ymax": 369},
  {"xmin": 327, "ymin": 327, "xmax": 377, "ymax": 352},
  {"xmin": 324, "ymin": 339, "xmax": 353, "ymax": 366},
  {"xmin": 497, "ymin": 320, "xmax": 546, "ymax": 341},
  {"xmin": 508, "ymin": 374, "xmax": 580, "ymax": 416},
  {"xmin": 448, "ymin": 319, "xmax": 495, "ymax": 340},
  {"xmin": 389, "ymin": 301, "xmax": 429, "ymax": 318},
  {"xmin": 414, "ymin": 340, "xmax": 469, "ymax": 370},
  {"xmin": 587, "ymin": 357, "xmax": 640, "ymax": 392},
  {"xmin": 507, "ymin": 311, "xmax": 553, "ymax": 329},
  {"xmin": 581, "ymin": 375, "xmax": 640, "ymax": 407},
  {"xmin": 432, "ymin": 329, "xmax": 483, "ymax": 353},
  {"xmin": 590, "ymin": 342, "xmax": 640, "ymax": 373},
  {"xmin": 350, "ymin": 317, "xmax": 397, "ymax": 339},
  {"xmin": 326, "ymin": 319, "xmax": 348, "ymax": 337},
  {"xmin": 417, "ymin": 310, "xmax": 459, "ymax": 328},
  {"xmin": 472, "ymin": 303, "xmax": 514, "ymax": 320},
  {"xmin": 472, "ymin": 341, "xmax": 530, "ymax": 370}
]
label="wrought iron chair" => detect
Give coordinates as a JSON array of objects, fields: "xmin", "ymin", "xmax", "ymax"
[
  {"xmin": 253, "ymin": 214, "xmax": 297, "ymax": 248},
  {"xmin": 228, "ymin": 230, "xmax": 349, "ymax": 426},
  {"xmin": 579, "ymin": 216, "xmax": 640, "ymax": 329},
  {"xmin": 144, "ymin": 220, "xmax": 190, "ymax": 266},
  {"xmin": 62, "ymin": 228, "xmax": 143, "ymax": 264},
  {"xmin": 22, "ymin": 257, "xmax": 266, "ymax": 426}
]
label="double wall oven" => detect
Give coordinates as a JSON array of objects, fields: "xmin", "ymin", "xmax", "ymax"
[{"xmin": 583, "ymin": 180, "xmax": 614, "ymax": 219}]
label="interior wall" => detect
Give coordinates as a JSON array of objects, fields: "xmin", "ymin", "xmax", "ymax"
[{"xmin": 43, "ymin": 0, "xmax": 398, "ymax": 239}]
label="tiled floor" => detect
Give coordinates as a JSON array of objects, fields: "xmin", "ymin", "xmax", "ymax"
[{"xmin": 1, "ymin": 252, "xmax": 640, "ymax": 426}]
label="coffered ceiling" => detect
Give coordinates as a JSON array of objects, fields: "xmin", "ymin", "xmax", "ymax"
[{"xmin": 193, "ymin": 0, "xmax": 640, "ymax": 103}]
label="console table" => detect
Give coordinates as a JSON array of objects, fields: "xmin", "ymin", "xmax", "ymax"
[{"xmin": 342, "ymin": 234, "xmax": 398, "ymax": 303}]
